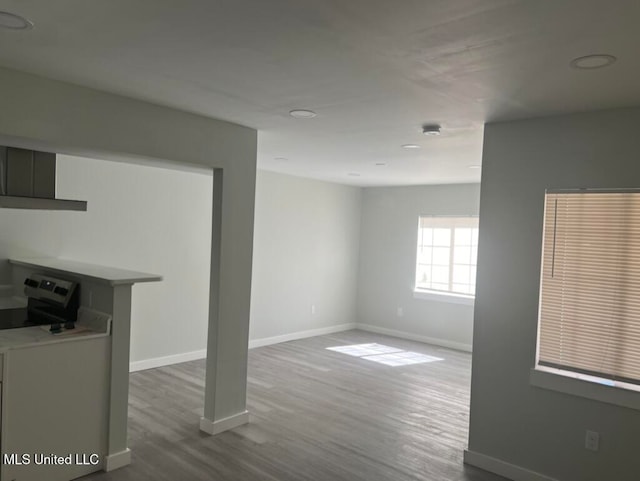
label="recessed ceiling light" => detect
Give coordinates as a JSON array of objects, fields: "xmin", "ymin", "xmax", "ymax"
[
  {"xmin": 570, "ymin": 54, "xmax": 617, "ymax": 70},
  {"xmin": 402, "ymin": 144, "xmax": 421, "ymax": 150},
  {"xmin": 289, "ymin": 109, "xmax": 317, "ymax": 119},
  {"xmin": 468, "ymin": 165, "xmax": 481, "ymax": 169},
  {"xmin": 0, "ymin": 11, "xmax": 34, "ymax": 30},
  {"xmin": 375, "ymin": 162, "xmax": 387, "ymax": 166},
  {"xmin": 274, "ymin": 157, "xmax": 288, "ymax": 161},
  {"xmin": 347, "ymin": 172, "xmax": 361, "ymax": 177}
]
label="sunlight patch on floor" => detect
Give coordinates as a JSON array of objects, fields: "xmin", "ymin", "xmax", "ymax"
[
  {"xmin": 326, "ymin": 343, "xmax": 402, "ymax": 357},
  {"xmin": 326, "ymin": 343, "xmax": 443, "ymax": 366}
]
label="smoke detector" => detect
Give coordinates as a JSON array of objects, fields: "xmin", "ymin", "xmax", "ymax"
[{"xmin": 422, "ymin": 124, "xmax": 441, "ymax": 136}]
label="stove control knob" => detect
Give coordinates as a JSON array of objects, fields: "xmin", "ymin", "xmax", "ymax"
[{"xmin": 54, "ymin": 286, "xmax": 69, "ymax": 296}]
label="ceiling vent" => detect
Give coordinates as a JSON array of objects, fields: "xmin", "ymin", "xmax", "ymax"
[{"xmin": 0, "ymin": 147, "xmax": 87, "ymax": 211}]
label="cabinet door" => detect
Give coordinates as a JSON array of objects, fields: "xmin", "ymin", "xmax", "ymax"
[{"xmin": 1, "ymin": 337, "xmax": 110, "ymax": 481}]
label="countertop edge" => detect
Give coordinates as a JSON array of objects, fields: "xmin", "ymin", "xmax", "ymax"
[
  {"xmin": 9, "ymin": 258, "xmax": 163, "ymax": 286},
  {"xmin": 0, "ymin": 330, "xmax": 110, "ymax": 353}
]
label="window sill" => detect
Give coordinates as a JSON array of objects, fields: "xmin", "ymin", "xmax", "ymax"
[
  {"xmin": 530, "ymin": 366, "xmax": 640, "ymax": 411},
  {"xmin": 413, "ymin": 289, "xmax": 475, "ymax": 306}
]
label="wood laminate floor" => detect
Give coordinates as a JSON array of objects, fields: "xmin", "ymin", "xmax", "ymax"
[{"xmin": 85, "ymin": 330, "xmax": 505, "ymax": 481}]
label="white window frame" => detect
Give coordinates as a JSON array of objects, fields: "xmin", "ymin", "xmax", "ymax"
[{"xmin": 413, "ymin": 215, "xmax": 478, "ymax": 304}]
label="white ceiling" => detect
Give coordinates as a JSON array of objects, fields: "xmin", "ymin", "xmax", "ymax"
[{"xmin": 0, "ymin": 0, "xmax": 639, "ymax": 186}]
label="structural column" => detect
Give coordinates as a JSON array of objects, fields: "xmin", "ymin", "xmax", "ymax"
[{"xmin": 200, "ymin": 163, "xmax": 256, "ymax": 434}]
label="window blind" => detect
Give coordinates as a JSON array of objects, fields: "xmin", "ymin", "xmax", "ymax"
[{"xmin": 538, "ymin": 191, "xmax": 640, "ymax": 384}]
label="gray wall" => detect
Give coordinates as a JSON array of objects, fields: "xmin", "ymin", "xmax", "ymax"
[
  {"xmin": 468, "ymin": 107, "xmax": 640, "ymax": 481},
  {"xmin": 357, "ymin": 184, "xmax": 480, "ymax": 351},
  {"xmin": 250, "ymin": 170, "xmax": 362, "ymax": 342},
  {"xmin": 0, "ymin": 154, "xmax": 213, "ymax": 365}
]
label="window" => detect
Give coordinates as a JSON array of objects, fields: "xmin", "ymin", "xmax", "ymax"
[
  {"xmin": 415, "ymin": 216, "xmax": 479, "ymax": 296},
  {"xmin": 537, "ymin": 190, "xmax": 640, "ymax": 388}
]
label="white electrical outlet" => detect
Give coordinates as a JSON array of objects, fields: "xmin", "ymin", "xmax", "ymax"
[
  {"xmin": 585, "ymin": 430, "xmax": 599, "ymax": 451},
  {"xmin": 311, "ymin": 304, "xmax": 316, "ymax": 315},
  {"xmin": 397, "ymin": 307, "xmax": 404, "ymax": 317}
]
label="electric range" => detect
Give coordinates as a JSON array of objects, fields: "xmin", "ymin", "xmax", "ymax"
[{"xmin": 0, "ymin": 273, "xmax": 79, "ymax": 331}]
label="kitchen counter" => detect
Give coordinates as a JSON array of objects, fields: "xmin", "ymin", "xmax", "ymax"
[
  {"xmin": 0, "ymin": 306, "xmax": 110, "ymax": 352},
  {"xmin": 0, "ymin": 305, "xmax": 113, "ymax": 481},
  {"xmin": 9, "ymin": 257, "xmax": 162, "ymax": 286},
  {"xmin": 6, "ymin": 255, "xmax": 162, "ymax": 475}
]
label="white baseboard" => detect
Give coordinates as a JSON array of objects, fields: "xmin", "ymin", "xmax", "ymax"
[
  {"xmin": 463, "ymin": 450, "xmax": 558, "ymax": 481},
  {"xmin": 248, "ymin": 323, "xmax": 357, "ymax": 349},
  {"xmin": 129, "ymin": 349, "xmax": 207, "ymax": 372},
  {"xmin": 200, "ymin": 410, "xmax": 249, "ymax": 435},
  {"xmin": 128, "ymin": 325, "xmax": 356, "ymax": 371},
  {"xmin": 104, "ymin": 448, "xmax": 131, "ymax": 472},
  {"xmin": 356, "ymin": 323, "xmax": 473, "ymax": 353},
  {"xmin": 129, "ymin": 323, "xmax": 470, "ymax": 371}
]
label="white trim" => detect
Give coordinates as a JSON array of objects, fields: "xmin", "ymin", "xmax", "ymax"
[
  {"xmin": 200, "ymin": 410, "xmax": 249, "ymax": 435},
  {"xmin": 128, "ymin": 322, "xmax": 471, "ymax": 371},
  {"xmin": 356, "ymin": 323, "xmax": 472, "ymax": 353},
  {"xmin": 413, "ymin": 289, "xmax": 475, "ymax": 305},
  {"xmin": 104, "ymin": 448, "xmax": 131, "ymax": 472},
  {"xmin": 248, "ymin": 323, "xmax": 357, "ymax": 349},
  {"xmin": 530, "ymin": 367, "xmax": 640, "ymax": 411},
  {"xmin": 463, "ymin": 450, "xmax": 558, "ymax": 481},
  {"xmin": 129, "ymin": 349, "xmax": 206, "ymax": 372}
]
